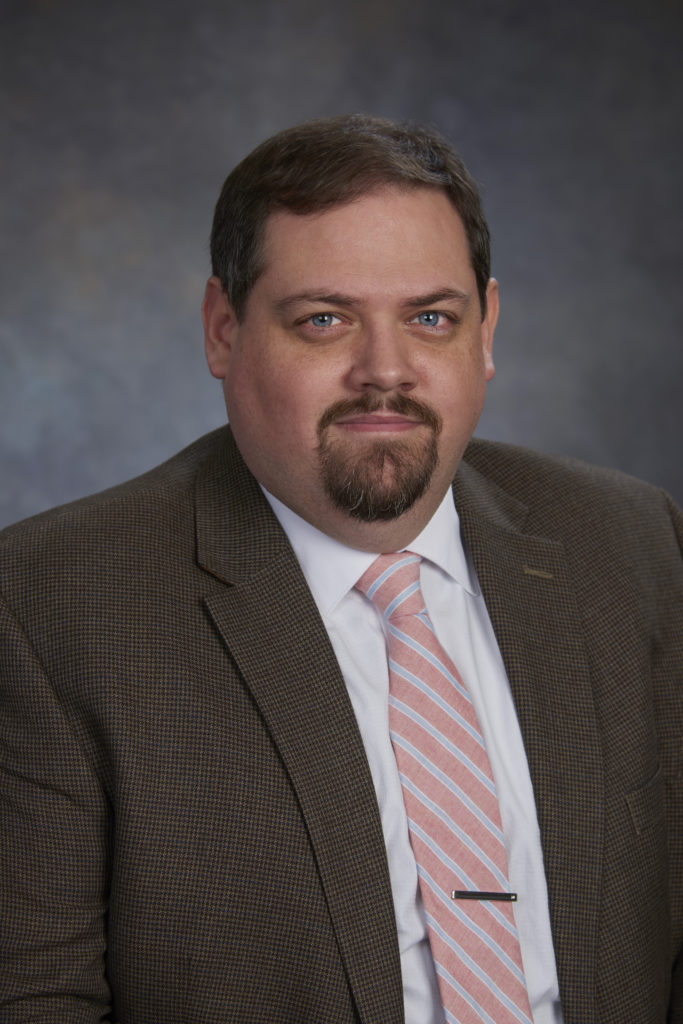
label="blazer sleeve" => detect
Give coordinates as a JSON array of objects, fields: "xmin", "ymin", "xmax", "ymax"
[{"xmin": 0, "ymin": 594, "xmax": 113, "ymax": 1022}]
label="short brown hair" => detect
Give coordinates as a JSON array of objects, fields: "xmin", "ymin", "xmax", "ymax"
[{"xmin": 210, "ymin": 114, "xmax": 491, "ymax": 319}]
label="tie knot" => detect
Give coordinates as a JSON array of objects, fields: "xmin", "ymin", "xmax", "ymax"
[{"xmin": 355, "ymin": 552, "xmax": 425, "ymax": 619}]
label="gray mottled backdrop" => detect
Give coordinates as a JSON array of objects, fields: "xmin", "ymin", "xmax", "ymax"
[{"xmin": 2, "ymin": 0, "xmax": 682, "ymax": 528}]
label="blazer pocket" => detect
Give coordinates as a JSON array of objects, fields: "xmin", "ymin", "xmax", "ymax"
[{"xmin": 625, "ymin": 764, "xmax": 664, "ymax": 835}]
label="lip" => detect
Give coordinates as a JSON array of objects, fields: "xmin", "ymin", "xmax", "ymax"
[{"xmin": 333, "ymin": 414, "xmax": 424, "ymax": 433}]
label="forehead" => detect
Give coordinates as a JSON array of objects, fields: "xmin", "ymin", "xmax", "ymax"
[{"xmin": 257, "ymin": 187, "xmax": 473, "ymax": 297}]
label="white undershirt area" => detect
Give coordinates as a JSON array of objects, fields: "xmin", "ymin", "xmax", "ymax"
[{"xmin": 263, "ymin": 486, "xmax": 564, "ymax": 1024}]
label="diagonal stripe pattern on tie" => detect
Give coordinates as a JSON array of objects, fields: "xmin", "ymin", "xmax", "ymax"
[{"xmin": 356, "ymin": 551, "xmax": 533, "ymax": 1024}]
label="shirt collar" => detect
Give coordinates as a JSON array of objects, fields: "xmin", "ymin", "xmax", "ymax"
[{"xmin": 261, "ymin": 486, "xmax": 479, "ymax": 617}]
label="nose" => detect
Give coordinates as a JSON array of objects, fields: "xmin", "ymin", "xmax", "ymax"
[{"xmin": 345, "ymin": 324, "xmax": 418, "ymax": 393}]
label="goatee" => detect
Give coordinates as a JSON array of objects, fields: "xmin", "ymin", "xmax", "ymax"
[{"xmin": 317, "ymin": 394, "xmax": 442, "ymax": 522}]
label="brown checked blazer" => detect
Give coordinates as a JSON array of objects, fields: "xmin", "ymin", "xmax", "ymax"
[{"xmin": 1, "ymin": 426, "xmax": 681, "ymax": 1023}]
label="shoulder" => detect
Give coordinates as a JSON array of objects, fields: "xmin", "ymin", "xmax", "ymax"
[
  {"xmin": 462, "ymin": 436, "xmax": 680, "ymax": 537},
  {"xmin": 461, "ymin": 438, "xmax": 683, "ymax": 674},
  {"xmin": 0, "ymin": 428, "xmax": 233, "ymax": 595},
  {"xmin": 459, "ymin": 439, "xmax": 682, "ymax": 588},
  {"xmin": 463, "ymin": 436, "xmax": 664, "ymax": 503},
  {"xmin": 1, "ymin": 428, "xmax": 229, "ymax": 543}
]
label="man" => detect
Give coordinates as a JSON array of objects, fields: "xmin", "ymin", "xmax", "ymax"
[{"xmin": 0, "ymin": 115, "xmax": 681, "ymax": 1023}]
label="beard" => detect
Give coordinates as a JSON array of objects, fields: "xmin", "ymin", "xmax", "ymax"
[{"xmin": 316, "ymin": 394, "xmax": 442, "ymax": 522}]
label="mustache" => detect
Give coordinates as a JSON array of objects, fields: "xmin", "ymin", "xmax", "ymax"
[{"xmin": 318, "ymin": 393, "xmax": 442, "ymax": 434}]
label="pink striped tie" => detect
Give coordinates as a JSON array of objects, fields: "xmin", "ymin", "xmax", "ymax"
[{"xmin": 356, "ymin": 552, "xmax": 533, "ymax": 1024}]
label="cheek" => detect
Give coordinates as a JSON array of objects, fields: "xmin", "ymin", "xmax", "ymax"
[
  {"xmin": 228, "ymin": 361, "xmax": 322, "ymax": 448},
  {"xmin": 434, "ymin": 363, "xmax": 488, "ymax": 432},
  {"xmin": 223, "ymin": 361, "xmax": 273, "ymax": 447}
]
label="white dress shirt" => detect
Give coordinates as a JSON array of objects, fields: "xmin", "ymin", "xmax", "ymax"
[{"xmin": 263, "ymin": 486, "xmax": 564, "ymax": 1024}]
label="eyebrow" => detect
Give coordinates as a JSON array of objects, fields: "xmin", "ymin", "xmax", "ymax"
[
  {"xmin": 273, "ymin": 287, "xmax": 470, "ymax": 313},
  {"xmin": 273, "ymin": 292, "xmax": 358, "ymax": 313},
  {"xmin": 402, "ymin": 288, "xmax": 470, "ymax": 308}
]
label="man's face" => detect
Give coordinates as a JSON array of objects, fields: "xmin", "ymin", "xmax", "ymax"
[{"xmin": 203, "ymin": 186, "xmax": 498, "ymax": 549}]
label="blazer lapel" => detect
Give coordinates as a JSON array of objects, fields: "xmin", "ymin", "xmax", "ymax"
[
  {"xmin": 454, "ymin": 459, "xmax": 604, "ymax": 1024},
  {"xmin": 194, "ymin": 431, "xmax": 404, "ymax": 1024}
]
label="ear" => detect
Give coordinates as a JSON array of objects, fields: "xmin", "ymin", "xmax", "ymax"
[
  {"xmin": 481, "ymin": 278, "xmax": 499, "ymax": 382},
  {"xmin": 202, "ymin": 276, "xmax": 238, "ymax": 380}
]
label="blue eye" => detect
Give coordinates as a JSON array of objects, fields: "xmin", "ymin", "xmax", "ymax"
[
  {"xmin": 309, "ymin": 313, "xmax": 337, "ymax": 328},
  {"xmin": 415, "ymin": 311, "xmax": 442, "ymax": 327}
]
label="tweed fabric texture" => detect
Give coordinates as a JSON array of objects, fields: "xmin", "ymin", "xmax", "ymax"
[
  {"xmin": 357, "ymin": 552, "xmax": 532, "ymax": 1024},
  {"xmin": 1, "ymin": 426, "xmax": 681, "ymax": 1023}
]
